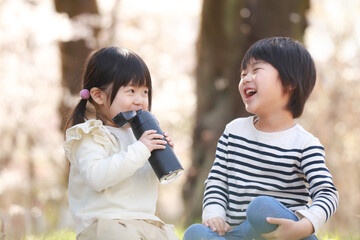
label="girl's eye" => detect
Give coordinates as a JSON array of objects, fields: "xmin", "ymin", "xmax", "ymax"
[{"xmin": 143, "ymin": 90, "xmax": 148, "ymax": 94}]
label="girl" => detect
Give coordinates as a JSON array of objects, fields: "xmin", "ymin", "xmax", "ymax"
[
  {"xmin": 63, "ymin": 47, "xmax": 179, "ymax": 240},
  {"xmin": 184, "ymin": 37, "xmax": 339, "ymax": 240}
]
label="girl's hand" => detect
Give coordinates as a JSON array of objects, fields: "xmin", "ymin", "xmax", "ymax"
[
  {"xmin": 139, "ymin": 130, "xmax": 167, "ymax": 152},
  {"xmin": 163, "ymin": 131, "xmax": 174, "ymax": 149},
  {"xmin": 202, "ymin": 217, "xmax": 231, "ymax": 236},
  {"xmin": 261, "ymin": 217, "xmax": 314, "ymax": 240}
]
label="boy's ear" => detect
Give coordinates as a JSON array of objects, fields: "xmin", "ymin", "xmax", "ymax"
[
  {"xmin": 283, "ymin": 85, "xmax": 295, "ymax": 94},
  {"xmin": 90, "ymin": 87, "xmax": 106, "ymax": 105}
]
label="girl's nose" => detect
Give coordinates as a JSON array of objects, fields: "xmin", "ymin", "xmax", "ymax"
[
  {"xmin": 133, "ymin": 94, "xmax": 143, "ymax": 105},
  {"xmin": 133, "ymin": 98, "xmax": 141, "ymax": 105}
]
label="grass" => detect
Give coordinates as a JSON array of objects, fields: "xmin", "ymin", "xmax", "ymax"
[
  {"xmin": 175, "ymin": 225, "xmax": 186, "ymax": 239},
  {"xmin": 21, "ymin": 229, "xmax": 360, "ymax": 240},
  {"xmin": 24, "ymin": 230, "xmax": 76, "ymax": 240}
]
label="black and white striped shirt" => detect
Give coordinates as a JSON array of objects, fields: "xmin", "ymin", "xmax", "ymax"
[{"xmin": 202, "ymin": 116, "xmax": 338, "ymax": 233}]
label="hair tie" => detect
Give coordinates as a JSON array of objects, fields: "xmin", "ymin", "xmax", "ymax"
[{"xmin": 80, "ymin": 89, "xmax": 90, "ymax": 100}]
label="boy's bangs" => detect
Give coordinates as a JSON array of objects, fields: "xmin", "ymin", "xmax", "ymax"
[{"xmin": 241, "ymin": 42, "xmax": 273, "ymax": 71}]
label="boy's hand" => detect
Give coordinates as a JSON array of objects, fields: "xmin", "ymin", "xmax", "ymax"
[
  {"xmin": 262, "ymin": 217, "xmax": 314, "ymax": 240},
  {"xmin": 202, "ymin": 217, "xmax": 231, "ymax": 236},
  {"xmin": 139, "ymin": 130, "xmax": 167, "ymax": 152}
]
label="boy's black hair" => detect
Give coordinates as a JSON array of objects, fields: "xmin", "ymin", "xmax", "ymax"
[{"xmin": 241, "ymin": 37, "xmax": 316, "ymax": 118}]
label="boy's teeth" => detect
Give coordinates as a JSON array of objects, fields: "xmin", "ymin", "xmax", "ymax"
[{"xmin": 246, "ymin": 89, "xmax": 256, "ymax": 95}]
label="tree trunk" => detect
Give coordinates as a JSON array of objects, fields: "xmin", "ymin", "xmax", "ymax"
[
  {"xmin": 53, "ymin": 0, "xmax": 100, "ymax": 203},
  {"xmin": 54, "ymin": 0, "xmax": 100, "ymax": 131},
  {"xmin": 182, "ymin": 0, "xmax": 309, "ymax": 225}
]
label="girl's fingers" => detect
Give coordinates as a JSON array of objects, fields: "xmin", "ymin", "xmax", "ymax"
[
  {"xmin": 141, "ymin": 130, "xmax": 175, "ymax": 151},
  {"xmin": 153, "ymin": 140, "xmax": 167, "ymax": 146},
  {"xmin": 145, "ymin": 131, "xmax": 164, "ymax": 140},
  {"xmin": 143, "ymin": 132, "xmax": 164, "ymax": 140},
  {"xmin": 153, "ymin": 134, "xmax": 165, "ymax": 140},
  {"xmin": 153, "ymin": 145, "xmax": 166, "ymax": 150},
  {"xmin": 163, "ymin": 132, "xmax": 175, "ymax": 148},
  {"xmin": 142, "ymin": 130, "xmax": 157, "ymax": 137}
]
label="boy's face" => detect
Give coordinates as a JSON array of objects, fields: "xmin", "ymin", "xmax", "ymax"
[{"xmin": 239, "ymin": 59, "xmax": 290, "ymax": 118}]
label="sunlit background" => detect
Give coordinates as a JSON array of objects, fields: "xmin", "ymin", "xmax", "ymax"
[{"xmin": 0, "ymin": 0, "xmax": 359, "ymax": 239}]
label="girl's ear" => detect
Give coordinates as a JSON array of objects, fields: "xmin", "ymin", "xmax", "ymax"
[{"xmin": 90, "ymin": 87, "xmax": 106, "ymax": 105}]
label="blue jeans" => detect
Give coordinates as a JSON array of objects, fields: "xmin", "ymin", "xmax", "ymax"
[{"xmin": 183, "ymin": 196, "xmax": 317, "ymax": 240}]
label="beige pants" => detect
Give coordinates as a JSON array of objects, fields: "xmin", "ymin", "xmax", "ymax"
[{"xmin": 77, "ymin": 219, "xmax": 179, "ymax": 240}]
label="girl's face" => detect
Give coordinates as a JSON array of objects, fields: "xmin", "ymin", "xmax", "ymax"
[
  {"xmin": 102, "ymin": 83, "xmax": 149, "ymax": 127},
  {"xmin": 238, "ymin": 59, "xmax": 290, "ymax": 118}
]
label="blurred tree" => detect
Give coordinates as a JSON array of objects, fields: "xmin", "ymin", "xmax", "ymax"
[
  {"xmin": 54, "ymin": 0, "xmax": 100, "ymax": 132},
  {"xmin": 53, "ymin": 0, "xmax": 100, "ymax": 224},
  {"xmin": 182, "ymin": 0, "xmax": 310, "ymax": 225}
]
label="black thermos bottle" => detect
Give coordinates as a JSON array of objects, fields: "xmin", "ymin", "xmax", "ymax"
[{"xmin": 112, "ymin": 109, "xmax": 184, "ymax": 183}]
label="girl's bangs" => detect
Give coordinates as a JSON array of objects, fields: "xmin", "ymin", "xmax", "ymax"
[{"xmin": 129, "ymin": 71, "xmax": 151, "ymax": 88}]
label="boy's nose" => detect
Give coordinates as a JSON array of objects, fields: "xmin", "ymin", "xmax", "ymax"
[{"xmin": 242, "ymin": 74, "xmax": 252, "ymax": 83}]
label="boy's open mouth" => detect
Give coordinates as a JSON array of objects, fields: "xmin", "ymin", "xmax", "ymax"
[{"xmin": 245, "ymin": 88, "xmax": 257, "ymax": 97}]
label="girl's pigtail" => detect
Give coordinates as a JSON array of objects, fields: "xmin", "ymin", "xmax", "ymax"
[{"xmin": 64, "ymin": 99, "xmax": 88, "ymax": 131}]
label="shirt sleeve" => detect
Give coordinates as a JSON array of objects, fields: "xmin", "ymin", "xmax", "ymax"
[
  {"xmin": 296, "ymin": 139, "xmax": 339, "ymax": 233},
  {"xmin": 64, "ymin": 120, "xmax": 151, "ymax": 192},
  {"xmin": 75, "ymin": 135, "xmax": 150, "ymax": 192},
  {"xmin": 202, "ymin": 128, "xmax": 230, "ymax": 222}
]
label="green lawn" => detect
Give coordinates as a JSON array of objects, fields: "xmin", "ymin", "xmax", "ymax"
[
  {"xmin": 23, "ymin": 229, "xmax": 360, "ymax": 240},
  {"xmin": 24, "ymin": 230, "xmax": 76, "ymax": 240}
]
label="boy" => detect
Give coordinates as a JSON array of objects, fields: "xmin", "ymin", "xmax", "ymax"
[{"xmin": 184, "ymin": 37, "xmax": 338, "ymax": 240}]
